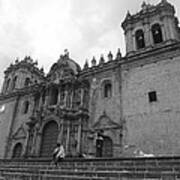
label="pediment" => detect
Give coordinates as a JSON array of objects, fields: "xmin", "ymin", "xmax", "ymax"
[
  {"xmin": 93, "ymin": 112, "xmax": 121, "ymax": 130},
  {"xmin": 12, "ymin": 125, "xmax": 27, "ymax": 140}
]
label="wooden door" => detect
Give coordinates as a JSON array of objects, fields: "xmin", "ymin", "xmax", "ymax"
[
  {"xmin": 40, "ymin": 121, "xmax": 58, "ymax": 157},
  {"xmin": 12, "ymin": 143, "xmax": 22, "ymax": 158},
  {"xmin": 102, "ymin": 136, "xmax": 113, "ymax": 157}
]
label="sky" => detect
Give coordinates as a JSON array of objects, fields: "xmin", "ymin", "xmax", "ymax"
[{"xmin": 0, "ymin": 0, "xmax": 179, "ymax": 89}]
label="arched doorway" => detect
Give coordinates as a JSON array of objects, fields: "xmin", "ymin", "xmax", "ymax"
[
  {"xmin": 102, "ymin": 136, "xmax": 113, "ymax": 157},
  {"xmin": 40, "ymin": 121, "xmax": 59, "ymax": 157},
  {"xmin": 12, "ymin": 143, "xmax": 23, "ymax": 159}
]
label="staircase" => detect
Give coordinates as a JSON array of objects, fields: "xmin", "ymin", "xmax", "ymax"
[{"xmin": 0, "ymin": 156, "xmax": 180, "ymax": 180}]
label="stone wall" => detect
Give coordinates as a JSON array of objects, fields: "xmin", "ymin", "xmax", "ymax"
[
  {"xmin": 88, "ymin": 67, "xmax": 122, "ymax": 156},
  {"xmin": 0, "ymin": 98, "xmax": 16, "ymax": 158},
  {"xmin": 122, "ymin": 55, "xmax": 180, "ymax": 156},
  {"xmin": 7, "ymin": 94, "xmax": 35, "ymax": 158}
]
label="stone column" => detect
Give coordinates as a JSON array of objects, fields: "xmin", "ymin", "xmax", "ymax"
[
  {"xmin": 144, "ymin": 21, "xmax": 152, "ymax": 47},
  {"xmin": 44, "ymin": 89, "xmax": 50, "ymax": 106},
  {"xmin": 64, "ymin": 90, "xmax": 68, "ymax": 107},
  {"xmin": 38, "ymin": 95, "xmax": 43, "ymax": 110},
  {"xmin": 132, "ymin": 33, "xmax": 136, "ymax": 52},
  {"xmin": 70, "ymin": 91, "xmax": 73, "ymax": 108},
  {"xmin": 126, "ymin": 26, "xmax": 134, "ymax": 54},
  {"xmin": 25, "ymin": 119, "xmax": 37, "ymax": 157},
  {"xmin": 24, "ymin": 127, "xmax": 31, "ymax": 157},
  {"xmin": 66, "ymin": 121, "xmax": 70, "ymax": 154},
  {"xmin": 162, "ymin": 16, "xmax": 174, "ymax": 41},
  {"xmin": 36, "ymin": 131, "xmax": 42, "ymax": 156},
  {"xmin": 80, "ymin": 89, "xmax": 84, "ymax": 107},
  {"xmin": 77, "ymin": 118, "xmax": 82, "ymax": 154},
  {"xmin": 57, "ymin": 121, "xmax": 64, "ymax": 144},
  {"xmin": 58, "ymin": 87, "xmax": 61, "ymax": 104},
  {"xmin": 30, "ymin": 123, "xmax": 41, "ymax": 157}
]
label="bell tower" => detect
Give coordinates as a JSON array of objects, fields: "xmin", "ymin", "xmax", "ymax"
[{"xmin": 121, "ymin": 0, "xmax": 180, "ymax": 56}]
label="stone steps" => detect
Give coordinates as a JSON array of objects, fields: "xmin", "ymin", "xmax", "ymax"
[
  {"xmin": 2, "ymin": 172, "xmax": 108, "ymax": 180},
  {"xmin": 2, "ymin": 169, "xmax": 180, "ymax": 180},
  {"xmin": 1, "ymin": 166, "xmax": 180, "ymax": 179},
  {"xmin": 1, "ymin": 157, "xmax": 180, "ymax": 180},
  {"xmin": 1, "ymin": 163, "xmax": 180, "ymax": 172}
]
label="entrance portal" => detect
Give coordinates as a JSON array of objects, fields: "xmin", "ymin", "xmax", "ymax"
[
  {"xmin": 96, "ymin": 135, "xmax": 113, "ymax": 157},
  {"xmin": 12, "ymin": 143, "xmax": 22, "ymax": 158},
  {"xmin": 40, "ymin": 121, "xmax": 58, "ymax": 157},
  {"xmin": 102, "ymin": 136, "xmax": 113, "ymax": 157}
]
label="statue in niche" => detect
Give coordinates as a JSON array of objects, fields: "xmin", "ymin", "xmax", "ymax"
[
  {"xmin": 60, "ymin": 89, "xmax": 65, "ymax": 106},
  {"xmin": 83, "ymin": 88, "xmax": 89, "ymax": 109},
  {"xmin": 72, "ymin": 89, "xmax": 81, "ymax": 109},
  {"xmin": 66, "ymin": 90, "xmax": 71, "ymax": 108}
]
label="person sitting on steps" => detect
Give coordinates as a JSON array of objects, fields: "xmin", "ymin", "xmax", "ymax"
[{"xmin": 52, "ymin": 143, "xmax": 65, "ymax": 166}]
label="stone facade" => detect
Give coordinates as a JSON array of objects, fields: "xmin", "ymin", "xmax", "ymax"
[{"xmin": 0, "ymin": 0, "xmax": 180, "ymax": 159}]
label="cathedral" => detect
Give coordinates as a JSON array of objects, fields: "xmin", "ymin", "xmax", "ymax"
[{"xmin": 0, "ymin": 0, "xmax": 180, "ymax": 159}]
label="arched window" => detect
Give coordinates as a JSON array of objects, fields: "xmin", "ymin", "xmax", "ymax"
[
  {"xmin": 135, "ymin": 29, "xmax": 145, "ymax": 49},
  {"xmin": 102, "ymin": 81, "xmax": 112, "ymax": 98},
  {"xmin": 49, "ymin": 87, "xmax": 59, "ymax": 105},
  {"xmin": 11, "ymin": 76, "xmax": 17, "ymax": 90},
  {"xmin": 24, "ymin": 77, "xmax": 30, "ymax": 87},
  {"xmin": 23, "ymin": 101, "xmax": 29, "ymax": 114},
  {"xmin": 5, "ymin": 78, "xmax": 11, "ymax": 92},
  {"xmin": 151, "ymin": 24, "xmax": 163, "ymax": 44},
  {"xmin": 12, "ymin": 143, "xmax": 22, "ymax": 159}
]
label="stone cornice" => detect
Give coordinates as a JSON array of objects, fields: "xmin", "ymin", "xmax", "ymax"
[
  {"xmin": 1, "ymin": 42, "xmax": 180, "ymax": 101},
  {"xmin": 79, "ymin": 42, "xmax": 180, "ymax": 78},
  {"xmin": 121, "ymin": 1, "xmax": 175, "ymax": 30},
  {"xmin": 122, "ymin": 41, "xmax": 180, "ymax": 67},
  {"xmin": 4, "ymin": 56, "xmax": 45, "ymax": 80},
  {"xmin": 79, "ymin": 59, "xmax": 121, "ymax": 78},
  {"xmin": 0, "ymin": 83, "xmax": 44, "ymax": 101}
]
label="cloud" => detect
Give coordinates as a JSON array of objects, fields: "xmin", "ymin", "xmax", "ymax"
[{"xmin": 0, "ymin": 0, "xmax": 180, "ymax": 90}]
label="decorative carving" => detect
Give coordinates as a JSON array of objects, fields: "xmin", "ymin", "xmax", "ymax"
[
  {"xmin": 91, "ymin": 56, "xmax": 97, "ymax": 67},
  {"xmin": 99, "ymin": 55, "xmax": 105, "ymax": 65},
  {"xmin": 93, "ymin": 111, "xmax": 121, "ymax": 130},
  {"xmin": 12, "ymin": 125, "xmax": 27, "ymax": 140},
  {"xmin": 83, "ymin": 60, "xmax": 89, "ymax": 70},
  {"xmin": 107, "ymin": 51, "xmax": 113, "ymax": 61}
]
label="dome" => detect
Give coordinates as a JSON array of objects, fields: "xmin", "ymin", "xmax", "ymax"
[{"xmin": 48, "ymin": 51, "xmax": 81, "ymax": 80}]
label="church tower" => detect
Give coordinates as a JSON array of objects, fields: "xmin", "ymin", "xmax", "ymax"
[{"xmin": 121, "ymin": 0, "xmax": 180, "ymax": 56}]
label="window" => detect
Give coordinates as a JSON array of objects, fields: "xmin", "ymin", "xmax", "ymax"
[
  {"xmin": 152, "ymin": 24, "xmax": 163, "ymax": 44},
  {"xmin": 49, "ymin": 87, "xmax": 58, "ymax": 105},
  {"xmin": 148, "ymin": 91, "xmax": 157, "ymax": 102},
  {"xmin": 24, "ymin": 77, "xmax": 30, "ymax": 87},
  {"xmin": 135, "ymin": 29, "xmax": 145, "ymax": 49},
  {"xmin": 102, "ymin": 81, "xmax": 112, "ymax": 98},
  {"xmin": 11, "ymin": 76, "xmax": 17, "ymax": 90},
  {"xmin": 5, "ymin": 78, "xmax": 11, "ymax": 92},
  {"xmin": 23, "ymin": 101, "xmax": 29, "ymax": 114}
]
